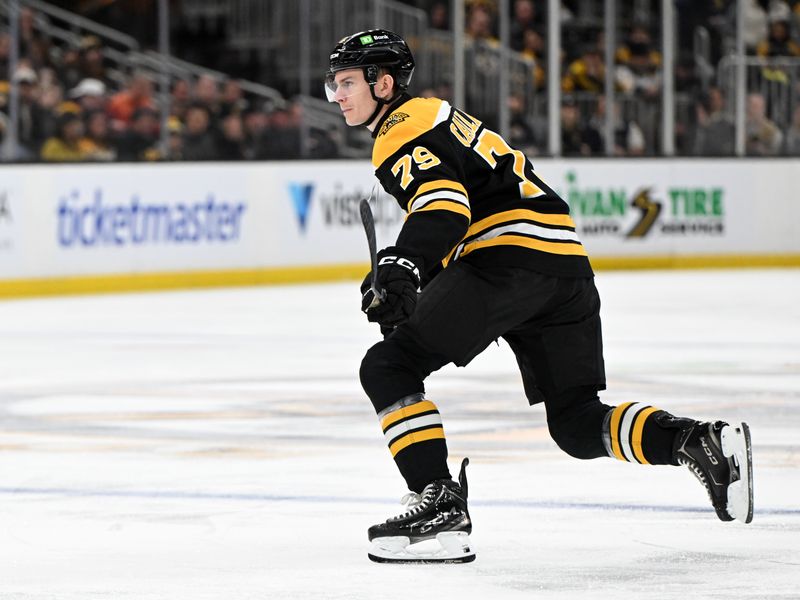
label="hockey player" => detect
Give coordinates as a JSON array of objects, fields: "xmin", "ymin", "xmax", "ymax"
[{"xmin": 325, "ymin": 30, "xmax": 754, "ymax": 564}]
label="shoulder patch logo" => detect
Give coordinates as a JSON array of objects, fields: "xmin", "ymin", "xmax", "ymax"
[{"xmin": 378, "ymin": 112, "xmax": 410, "ymax": 137}]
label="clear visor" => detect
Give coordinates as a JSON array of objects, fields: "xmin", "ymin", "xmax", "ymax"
[{"xmin": 324, "ymin": 70, "xmax": 374, "ymax": 103}]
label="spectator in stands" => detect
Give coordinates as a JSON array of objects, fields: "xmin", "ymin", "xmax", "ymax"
[
  {"xmin": 40, "ymin": 111, "xmax": 86, "ymax": 162},
  {"xmin": 69, "ymin": 78, "xmax": 107, "ymax": 113},
  {"xmin": 465, "ymin": 3, "xmax": 498, "ymax": 45},
  {"xmin": 107, "ymin": 71, "xmax": 157, "ymax": 128},
  {"xmin": 115, "ymin": 107, "xmax": 160, "ymax": 161},
  {"xmin": 170, "ymin": 79, "xmax": 191, "ymax": 122},
  {"xmin": 193, "ymin": 74, "xmax": 222, "ymax": 126},
  {"xmin": 785, "ymin": 104, "xmax": 800, "ymax": 154},
  {"xmin": 242, "ymin": 107, "xmax": 269, "ymax": 160},
  {"xmin": 511, "ymin": 0, "xmax": 542, "ymax": 51},
  {"xmin": 562, "ymin": 47, "xmax": 605, "ymax": 94},
  {"xmin": 561, "ymin": 97, "xmax": 603, "ymax": 156},
  {"xmin": 746, "ymin": 92, "xmax": 783, "ymax": 155},
  {"xmin": 757, "ymin": 3, "xmax": 800, "ymax": 57},
  {"xmin": 220, "ymin": 79, "xmax": 248, "ymax": 118},
  {"xmin": 693, "ymin": 86, "xmax": 735, "ymax": 156},
  {"xmin": 80, "ymin": 109, "xmax": 116, "ymax": 161},
  {"xmin": 520, "ymin": 28, "xmax": 547, "ymax": 91},
  {"xmin": 59, "ymin": 47, "xmax": 84, "ymax": 91},
  {"xmin": 0, "ymin": 33, "xmax": 9, "ymax": 82},
  {"xmin": 76, "ymin": 36, "xmax": 111, "ymax": 88},
  {"xmin": 13, "ymin": 66, "xmax": 50, "ymax": 160},
  {"xmin": 182, "ymin": 104, "xmax": 219, "ymax": 161},
  {"xmin": 756, "ymin": 5, "xmax": 800, "ymax": 94},
  {"xmin": 615, "ymin": 25, "xmax": 662, "ymax": 100},
  {"xmin": 37, "ymin": 73, "xmax": 65, "ymax": 143},
  {"xmin": 215, "ymin": 113, "xmax": 246, "ymax": 160},
  {"xmin": 260, "ymin": 104, "xmax": 301, "ymax": 159},
  {"xmin": 429, "ymin": 2, "xmax": 449, "ymax": 31},
  {"xmin": 507, "ymin": 92, "xmax": 546, "ymax": 157},
  {"xmin": 742, "ymin": 0, "xmax": 769, "ymax": 53},
  {"xmin": 164, "ymin": 116, "xmax": 185, "ymax": 161},
  {"xmin": 18, "ymin": 8, "xmax": 53, "ymax": 72},
  {"xmin": 590, "ymin": 95, "xmax": 646, "ymax": 156}
]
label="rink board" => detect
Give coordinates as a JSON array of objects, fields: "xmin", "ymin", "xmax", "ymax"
[{"xmin": 1, "ymin": 159, "xmax": 799, "ymax": 297}]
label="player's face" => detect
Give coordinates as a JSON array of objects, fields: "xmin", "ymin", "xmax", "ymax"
[{"xmin": 328, "ymin": 69, "xmax": 377, "ymax": 126}]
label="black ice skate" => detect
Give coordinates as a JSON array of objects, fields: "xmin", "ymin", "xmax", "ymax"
[
  {"xmin": 674, "ymin": 420, "xmax": 753, "ymax": 523},
  {"xmin": 368, "ymin": 458, "xmax": 475, "ymax": 564}
]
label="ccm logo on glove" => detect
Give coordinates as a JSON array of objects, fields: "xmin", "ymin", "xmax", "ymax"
[
  {"xmin": 378, "ymin": 255, "xmax": 421, "ymax": 279},
  {"xmin": 361, "ymin": 247, "xmax": 423, "ymax": 328}
]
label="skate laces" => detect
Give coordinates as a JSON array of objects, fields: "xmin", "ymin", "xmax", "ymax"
[
  {"xmin": 393, "ymin": 484, "xmax": 438, "ymax": 519},
  {"xmin": 399, "ymin": 492, "xmax": 422, "ymax": 511}
]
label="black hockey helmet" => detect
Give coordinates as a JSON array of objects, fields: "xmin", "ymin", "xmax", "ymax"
[{"xmin": 325, "ymin": 29, "xmax": 415, "ymax": 103}]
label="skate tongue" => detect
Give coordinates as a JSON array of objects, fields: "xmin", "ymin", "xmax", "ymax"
[{"xmin": 458, "ymin": 457, "xmax": 470, "ymax": 500}]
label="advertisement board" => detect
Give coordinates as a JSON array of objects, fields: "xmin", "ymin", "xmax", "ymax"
[{"xmin": 1, "ymin": 159, "xmax": 798, "ymax": 297}]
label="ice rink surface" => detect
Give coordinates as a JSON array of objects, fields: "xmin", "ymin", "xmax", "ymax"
[{"xmin": 1, "ymin": 268, "xmax": 799, "ymax": 599}]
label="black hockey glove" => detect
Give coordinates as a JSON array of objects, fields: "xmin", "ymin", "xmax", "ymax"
[{"xmin": 360, "ymin": 247, "xmax": 422, "ymax": 328}]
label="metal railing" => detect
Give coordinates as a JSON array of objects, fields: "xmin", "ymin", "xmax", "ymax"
[
  {"xmin": 223, "ymin": 0, "xmax": 428, "ymax": 95},
  {"xmin": 0, "ymin": 0, "xmax": 139, "ymax": 50}
]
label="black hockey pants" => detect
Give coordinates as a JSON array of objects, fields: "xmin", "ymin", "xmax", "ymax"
[{"xmin": 360, "ymin": 260, "xmax": 612, "ymax": 462}]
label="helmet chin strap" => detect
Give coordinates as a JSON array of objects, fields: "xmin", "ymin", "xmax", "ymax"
[
  {"xmin": 354, "ymin": 69, "xmax": 398, "ymax": 128},
  {"xmin": 350, "ymin": 87, "xmax": 389, "ymax": 128}
]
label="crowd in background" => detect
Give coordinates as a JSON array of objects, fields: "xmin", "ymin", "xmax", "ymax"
[
  {"xmin": 0, "ymin": 7, "xmax": 339, "ymax": 162},
  {"xmin": 417, "ymin": 0, "xmax": 800, "ymax": 157},
  {"xmin": 2, "ymin": 0, "xmax": 800, "ymax": 162}
]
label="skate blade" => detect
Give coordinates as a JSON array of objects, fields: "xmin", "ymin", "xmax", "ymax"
[
  {"xmin": 721, "ymin": 422, "xmax": 754, "ymax": 523},
  {"xmin": 368, "ymin": 532, "xmax": 476, "ymax": 564}
]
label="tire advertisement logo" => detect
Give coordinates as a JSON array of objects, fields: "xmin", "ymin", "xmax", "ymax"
[{"xmin": 560, "ymin": 170, "xmax": 725, "ymax": 238}]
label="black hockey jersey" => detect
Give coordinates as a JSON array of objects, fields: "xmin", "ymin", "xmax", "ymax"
[{"xmin": 371, "ymin": 94, "xmax": 593, "ymax": 279}]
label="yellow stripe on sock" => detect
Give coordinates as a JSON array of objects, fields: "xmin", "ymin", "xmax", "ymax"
[
  {"xmin": 380, "ymin": 400, "xmax": 439, "ymax": 430},
  {"xmin": 610, "ymin": 402, "xmax": 633, "ymax": 461},
  {"xmin": 388, "ymin": 426, "xmax": 446, "ymax": 457},
  {"xmin": 631, "ymin": 406, "xmax": 660, "ymax": 465}
]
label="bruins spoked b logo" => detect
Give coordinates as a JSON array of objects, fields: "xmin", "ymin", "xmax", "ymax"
[{"xmin": 378, "ymin": 112, "xmax": 410, "ymax": 137}]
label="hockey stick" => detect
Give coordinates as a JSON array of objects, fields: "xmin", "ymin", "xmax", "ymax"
[{"xmin": 359, "ymin": 194, "xmax": 386, "ymax": 311}]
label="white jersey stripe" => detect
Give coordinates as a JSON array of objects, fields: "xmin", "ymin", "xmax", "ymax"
[
  {"xmin": 433, "ymin": 100, "xmax": 452, "ymax": 128},
  {"xmin": 619, "ymin": 403, "xmax": 648, "ymax": 463},
  {"xmin": 471, "ymin": 222, "xmax": 581, "ymax": 244},
  {"xmin": 383, "ymin": 413, "xmax": 443, "ymax": 445},
  {"xmin": 410, "ymin": 190, "xmax": 469, "ymax": 213}
]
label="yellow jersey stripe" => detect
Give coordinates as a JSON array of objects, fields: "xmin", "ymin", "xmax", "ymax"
[
  {"xmin": 631, "ymin": 406, "xmax": 660, "ymax": 465},
  {"xmin": 372, "ymin": 98, "xmax": 449, "ymax": 168},
  {"xmin": 389, "ymin": 426, "xmax": 446, "ymax": 457},
  {"xmin": 380, "ymin": 400, "xmax": 439, "ymax": 430},
  {"xmin": 459, "ymin": 235, "xmax": 588, "ymax": 258},
  {"xmin": 467, "ymin": 209, "xmax": 576, "ymax": 235},
  {"xmin": 610, "ymin": 403, "xmax": 633, "ymax": 461},
  {"xmin": 411, "ymin": 201, "xmax": 471, "ymax": 220}
]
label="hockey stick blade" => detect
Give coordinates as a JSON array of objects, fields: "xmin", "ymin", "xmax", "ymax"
[{"xmin": 359, "ymin": 197, "xmax": 386, "ymax": 311}]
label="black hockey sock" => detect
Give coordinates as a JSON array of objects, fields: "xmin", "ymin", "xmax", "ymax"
[
  {"xmin": 603, "ymin": 403, "xmax": 679, "ymax": 465},
  {"xmin": 378, "ymin": 394, "xmax": 452, "ymax": 492}
]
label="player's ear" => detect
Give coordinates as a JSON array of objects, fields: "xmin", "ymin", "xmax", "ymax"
[{"xmin": 375, "ymin": 71, "xmax": 396, "ymax": 100}]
